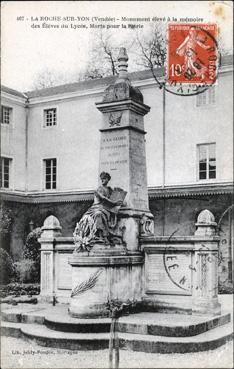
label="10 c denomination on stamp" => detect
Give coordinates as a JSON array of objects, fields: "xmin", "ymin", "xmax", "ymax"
[{"xmin": 168, "ymin": 24, "xmax": 218, "ymax": 85}]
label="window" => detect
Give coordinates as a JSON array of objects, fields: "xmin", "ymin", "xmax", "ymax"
[
  {"xmin": 0, "ymin": 157, "xmax": 11, "ymax": 188},
  {"xmin": 1, "ymin": 106, "xmax": 12, "ymax": 124},
  {"xmin": 198, "ymin": 143, "xmax": 216, "ymax": 180},
  {"xmin": 44, "ymin": 159, "xmax": 57, "ymax": 189},
  {"xmin": 196, "ymin": 87, "xmax": 216, "ymax": 107},
  {"xmin": 44, "ymin": 108, "xmax": 57, "ymax": 127}
]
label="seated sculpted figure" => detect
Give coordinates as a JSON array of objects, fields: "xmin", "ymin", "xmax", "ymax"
[{"xmin": 73, "ymin": 172, "xmax": 124, "ymax": 252}]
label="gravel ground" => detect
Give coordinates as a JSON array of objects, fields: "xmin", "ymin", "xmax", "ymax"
[{"xmin": 1, "ymin": 336, "xmax": 233, "ymax": 369}]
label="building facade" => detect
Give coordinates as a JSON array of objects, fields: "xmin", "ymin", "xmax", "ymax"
[{"xmin": 1, "ymin": 55, "xmax": 233, "ymax": 286}]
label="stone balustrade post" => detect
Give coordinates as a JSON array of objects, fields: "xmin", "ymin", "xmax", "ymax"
[
  {"xmin": 39, "ymin": 215, "xmax": 62, "ymax": 302},
  {"xmin": 192, "ymin": 210, "xmax": 221, "ymax": 316}
]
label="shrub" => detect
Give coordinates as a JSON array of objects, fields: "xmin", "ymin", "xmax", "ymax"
[
  {"xmin": 24, "ymin": 227, "xmax": 42, "ymax": 260},
  {"xmin": 219, "ymin": 280, "xmax": 233, "ymax": 294},
  {"xmin": 0, "ymin": 206, "xmax": 13, "ymax": 253},
  {"xmin": 0, "ymin": 248, "xmax": 15, "ymax": 284},
  {"xmin": 0, "ymin": 283, "xmax": 40, "ymax": 298},
  {"xmin": 22, "ymin": 227, "xmax": 42, "ymax": 283},
  {"xmin": 14, "ymin": 259, "xmax": 39, "ymax": 283},
  {"xmin": 0, "ymin": 205, "xmax": 13, "ymax": 235}
]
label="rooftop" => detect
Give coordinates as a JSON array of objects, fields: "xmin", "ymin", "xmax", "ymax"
[
  {"xmin": 1, "ymin": 85, "xmax": 27, "ymax": 99},
  {"xmin": 1, "ymin": 54, "xmax": 233, "ymax": 100}
]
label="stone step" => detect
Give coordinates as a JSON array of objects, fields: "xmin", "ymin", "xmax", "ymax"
[
  {"xmin": 120, "ymin": 322, "xmax": 233, "ymax": 353},
  {"xmin": 1, "ymin": 304, "xmax": 49, "ymax": 324},
  {"xmin": 45, "ymin": 315, "xmax": 111, "ymax": 333},
  {"xmin": 2, "ymin": 304, "xmax": 231, "ymax": 337},
  {"xmin": 117, "ymin": 312, "xmax": 231, "ymax": 337},
  {"xmin": 1, "ymin": 320, "xmax": 233, "ymax": 353},
  {"xmin": 22, "ymin": 324, "xmax": 110, "ymax": 350},
  {"xmin": 45, "ymin": 310, "xmax": 231, "ymax": 337},
  {"xmin": 0, "ymin": 321, "xmax": 23, "ymax": 338}
]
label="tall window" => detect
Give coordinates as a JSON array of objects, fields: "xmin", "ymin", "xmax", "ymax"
[
  {"xmin": 0, "ymin": 157, "xmax": 11, "ymax": 188},
  {"xmin": 44, "ymin": 159, "xmax": 57, "ymax": 189},
  {"xmin": 198, "ymin": 143, "xmax": 216, "ymax": 180},
  {"xmin": 196, "ymin": 87, "xmax": 216, "ymax": 107},
  {"xmin": 44, "ymin": 108, "xmax": 57, "ymax": 127},
  {"xmin": 1, "ymin": 106, "xmax": 12, "ymax": 124}
]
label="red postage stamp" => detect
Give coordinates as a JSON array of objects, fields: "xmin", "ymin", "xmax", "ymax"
[{"xmin": 167, "ymin": 24, "xmax": 218, "ymax": 84}]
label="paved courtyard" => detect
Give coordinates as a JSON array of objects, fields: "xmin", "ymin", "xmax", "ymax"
[
  {"xmin": 1, "ymin": 295, "xmax": 233, "ymax": 369},
  {"xmin": 1, "ymin": 336, "xmax": 233, "ymax": 369}
]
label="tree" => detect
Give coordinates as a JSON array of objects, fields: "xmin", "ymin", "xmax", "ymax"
[
  {"xmin": 135, "ymin": 23, "xmax": 167, "ymax": 87},
  {"xmin": 0, "ymin": 205, "xmax": 13, "ymax": 253},
  {"xmin": 31, "ymin": 68, "xmax": 78, "ymax": 90},
  {"xmin": 87, "ymin": 31, "xmax": 120, "ymax": 78},
  {"xmin": 31, "ymin": 34, "xmax": 119, "ymax": 88},
  {"xmin": 80, "ymin": 67, "xmax": 104, "ymax": 80},
  {"xmin": 32, "ymin": 68, "xmax": 59, "ymax": 89},
  {"xmin": 80, "ymin": 30, "xmax": 138, "ymax": 81}
]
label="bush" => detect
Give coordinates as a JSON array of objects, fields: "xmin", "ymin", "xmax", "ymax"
[
  {"xmin": 219, "ymin": 280, "xmax": 233, "ymax": 294},
  {"xmin": 24, "ymin": 227, "xmax": 42, "ymax": 260},
  {"xmin": 0, "ymin": 248, "xmax": 15, "ymax": 284},
  {"xmin": 0, "ymin": 283, "xmax": 40, "ymax": 298},
  {"xmin": 22, "ymin": 227, "xmax": 42, "ymax": 283},
  {"xmin": 0, "ymin": 205, "xmax": 13, "ymax": 235},
  {"xmin": 0, "ymin": 206, "xmax": 13, "ymax": 253},
  {"xmin": 14, "ymin": 259, "xmax": 39, "ymax": 283}
]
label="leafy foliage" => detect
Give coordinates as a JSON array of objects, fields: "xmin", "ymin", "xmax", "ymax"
[
  {"xmin": 0, "ymin": 205, "xmax": 13, "ymax": 235},
  {"xmin": 0, "ymin": 283, "xmax": 40, "ymax": 298},
  {"xmin": 24, "ymin": 227, "xmax": 42, "ymax": 260},
  {"xmin": 106, "ymin": 298, "xmax": 138, "ymax": 318},
  {"xmin": 0, "ymin": 248, "xmax": 15, "ymax": 284},
  {"xmin": 21, "ymin": 227, "xmax": 42, "ymax": 283},
  {"xmin": 14, "ymin": 259, "xmax": 39, "ymax": 283},
  {"xmin": 219, "ymin": 280, "xmax": 233, "ymax": 294}
]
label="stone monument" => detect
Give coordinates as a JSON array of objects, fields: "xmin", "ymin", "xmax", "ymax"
[
  {"xmin": 39, "ymin": 50, "xmax": 222, "ymax": 319},
  {"xmin": 68, "ymin": 48, "xmax": 153, "ymax": 318},
  {"xmin": 96, "ymin": 47, "xmax": 154, "ymax": 250}
]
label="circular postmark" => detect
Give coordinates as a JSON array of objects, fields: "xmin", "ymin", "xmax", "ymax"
[
  {"xmin": 158, "ymin": 24, "xmax": 221, "ymax": 96},
  {"xmin": 163, "ymin": 246, "xmax": 192, "ymax": 292}
]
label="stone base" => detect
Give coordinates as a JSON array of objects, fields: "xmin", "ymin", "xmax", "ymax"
[
  {"xmin": 68, "ymin": 250, "xmax": 143, "ymax": 318},
  {"xmin": 192, "ymin": 298, "xmax": 221, "ymax": 316},
  {"xmin": 38, "ymin": 294, "xmax": 55, "ymax": 304},
  {"xmin": 69, "ymin": 299, "xmax": 109, "ymax": 319},
  {"xmin": 1, "ymin": 303, "xmax": 232, "ymax": 353},
  {"xmin": 142, "ymin": 295, "xmax": 192, "ymax": 315}
]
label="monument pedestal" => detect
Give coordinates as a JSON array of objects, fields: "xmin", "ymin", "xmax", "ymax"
[
  {"xmin": 95, "ymin": 48, "xmax": 154, "ymax": 253},
  {"xmin": 68, "ymin": 248, "xmax": 143, "ymax": 318}
]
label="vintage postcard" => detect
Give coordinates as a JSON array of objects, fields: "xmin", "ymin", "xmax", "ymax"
[{"xmin": 1, "ymin": 1, "xmax": 233, "ymax": 369}]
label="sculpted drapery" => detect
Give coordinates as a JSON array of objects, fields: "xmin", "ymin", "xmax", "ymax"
[{"xmin": 73, "ymin": 172, "xmax": 124, "ymax": 252}]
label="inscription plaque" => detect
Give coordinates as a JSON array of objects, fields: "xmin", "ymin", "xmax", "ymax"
[{"xmin": 146, "ymin": 253, "xmax": 192, "ymax": 295}]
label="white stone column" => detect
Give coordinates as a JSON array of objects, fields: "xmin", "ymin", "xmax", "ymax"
[
  {"xmin": 192, "ymin": 210, "xmax": 221, "ymax": 316},
  {"xmin": 39, "ymin": 215, "xmax": 62, "ymax": 302}
]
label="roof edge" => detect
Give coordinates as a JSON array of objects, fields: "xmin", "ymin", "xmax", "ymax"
[{"xmin": 1, "ymin": 183, "xmax": 233, "ymax": 203}]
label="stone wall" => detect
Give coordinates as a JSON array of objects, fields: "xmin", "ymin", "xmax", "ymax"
[
  {"xmin": 3, "ymin": 200, "xmax": 91, "ymax": 260},
  {"xmin": 2, "ymin": 193, "xmax": 233, "ymax": 286},
  {"xmin": 150, "ymin": 194, "xmax": 233, "ymax": 237}
]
